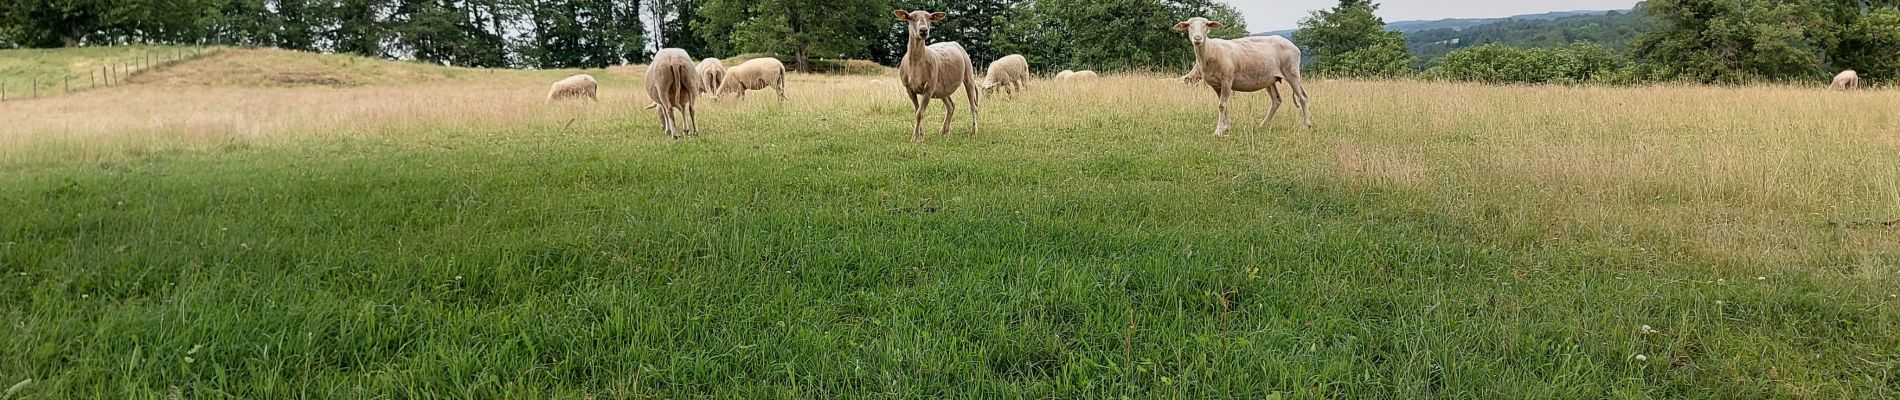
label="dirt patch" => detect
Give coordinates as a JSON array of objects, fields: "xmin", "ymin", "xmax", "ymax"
[{"xmin": 265, "ymin": 72, "xmax": 358, "ymax": 87}]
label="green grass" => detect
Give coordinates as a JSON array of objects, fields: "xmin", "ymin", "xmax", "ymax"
[
  {"xmin": 1, "ymin": 56, "xmax": 1897, "ymax": 397},
  {"xmin": 0, "ymin": 45, "xmax": 206, "ymax": 99}
]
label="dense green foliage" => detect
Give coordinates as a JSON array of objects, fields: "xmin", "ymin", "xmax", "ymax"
[
  {"xmin": 1407, "ymin": 9, "xmax": 1650, "ymax": 67},
  {"xmin": 1295, "ymin": 0, "xmax": 1414, "ymax": 78},
  {"xmin": 1632, "ymin": 0, "xmax": 1900, "ymax": 84},
  {"xmin": 1427, "ymin": 43, "xmax": 1630, "ymax": 84},
  {"xmin": 0, "ymin": 0, "xmax": 1245, "ymax": 72}
]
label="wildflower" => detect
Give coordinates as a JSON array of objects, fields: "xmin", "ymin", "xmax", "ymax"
[
  {"xmin": 1634, "ymin": 354, "xmax": 1647, "ymax": 361},
  {"xmin": 1640, "ymin": 325, "xmax": 1658, "ymax": 335}
]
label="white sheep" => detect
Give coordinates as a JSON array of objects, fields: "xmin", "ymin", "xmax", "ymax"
[
  {"xmin": 546, "ymin": 74, "xmax": 598, "ymax": 102},
  {"xmin": 718, "ymin": 57, "xmax": 788, "ymax": 102},
  {"xmin": 1176, "ymin": 17, "xmax": 1310, "ymax": 136},
  {"xmin": 1832, "ymin": 70, "xmax": 1861, "ymax": 91},
  {"xmin": 896, "ymin": 9, "xmax": 980, "ymax": 141},
  {"xmin": 1056, "ymin": 70, "xmax": 1075, "ymax": 80},
  {"xmin": 697, "ymin": 58, "xmax": 727, "ymax": 96},
  {"xmin": 981, "ymin": 54, "xmax": 1031, "ymax": 95},
  {"xmin": 1057, "ymin": 70, "xmax": 1097, "ymax": 80},
  {"xmin": 645, "ymin": 48, "xmax": 700, "ymax": 139}
]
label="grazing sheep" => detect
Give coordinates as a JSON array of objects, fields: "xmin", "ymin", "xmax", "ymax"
[
  {"xmin": 1056, "ymin": 70, "xmax": 1075, "ymax": 80},
  {"xmin": 1832, "ymin": 70, "xmax": 1861, "ymax": 91},
  {"xmin": 1070, "ymin": 70, "xmax": 1098, "ymax": 79},
  {"xmin": 697, "ymin": 58, "xmax": 727, "ymax": 96},
  {"xmin": 645, "ymin": 48, "xmax": 699, "ymax": 139},
  {"xmin": 981, "ymin": 54, "xmax": 1031, "ymax": 95},
  {"xmin": 719, "ymin": 57, "xmax": 788, "ymax": 102},
  {"xmin": 1176, "ymin": 17, "xmax": 1311, "ymax": 136},
  {"xmin": 895, "ymin": 9, "xmax": 981, "ymax": 141},
  {"xmin": 547, "ymin": 74, "xmax": 598, "ymax": 102}
]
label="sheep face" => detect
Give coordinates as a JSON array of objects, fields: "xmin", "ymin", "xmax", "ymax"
[
  {"xmin": 1173, "ymin": 17, "xmax": 1225, "ymax": 48},
  {"xmin": 894, "ymin": 10, "xmax": 947, "ymax": 41}
]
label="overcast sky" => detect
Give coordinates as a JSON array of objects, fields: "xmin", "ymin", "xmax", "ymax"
[{"xmin": 1235, "ymin": 0, "xmax": 1645, "ymax": 31}]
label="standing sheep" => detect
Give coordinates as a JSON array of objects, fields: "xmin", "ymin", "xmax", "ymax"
[
  {"xmin": 719, "ymin": 57, "xmax": 788, "ymax": 102},
  {"xmin": 1056, "ymin": 70, "xmax": 1075, "ymax": 80},
  {"xmin": 697, "ymin": 58, "xmax": 727, "ymax": 96},
  {"xmin": 981, "ymin": 54, "xmax": 1031, "ymax": 95},
  {"xmin": 547, "ymin": 74, "xmax": 598, "ymax": 102},
  {"xmin": 1176, "ymin": 17, "xmax": 1311, "ymax": 136},
  {"xmin": 895, "ymin": 10, "xmax": 981, "ymax": 141},
  {"xmin": 1832, "ymin": 70, "xmax": 1861, "ymax": 91},
  {"xmin": 646, "ymin": 48, "xmax": 700, "ymax": 139},
  {"xmin": 1070, "ymin": 70, "xmax": 1098, "ymax": 79}
]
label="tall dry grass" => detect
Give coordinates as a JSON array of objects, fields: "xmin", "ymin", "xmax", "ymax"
[{"xmin": 3, "ymin": 65, "xmax": 1896, "ymax": 279}]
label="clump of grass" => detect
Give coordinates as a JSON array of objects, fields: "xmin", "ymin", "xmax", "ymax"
[{"xmin": 0, "ymin": 51, "xmax": 1896, "ymax": 397}]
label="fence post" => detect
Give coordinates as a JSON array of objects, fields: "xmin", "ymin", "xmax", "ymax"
[
  {"xmin": 91, "ymin": 72, "xmax": 96, "ymax": 89},
  {"xmin": 65, "ymin": 76, "xmax": 71, "ymax": 94},
  {"xmin": 32, "ymin": 77, "xmax": 38, "ymax": 98},
  {"xmin": 2, "ymin": 81, "xmax": 6, "ymax": 101}
]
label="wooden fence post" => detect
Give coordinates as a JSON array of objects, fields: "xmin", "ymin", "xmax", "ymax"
[
  {"xmin": 65, "ymin": 76, "xmax": 70, "ymax": 93},
  {"xmin": 32, "ymin": 77, "xmax": 38, "ymax": 98},
  {"xmin": 2, "ymin": 81, "xmax": 7, "ymax": 101}
]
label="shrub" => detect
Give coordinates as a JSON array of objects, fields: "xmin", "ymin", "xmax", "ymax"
[{"xmin": 1427, "ymin": 43, "xmax": 1630, "ymax": 85}]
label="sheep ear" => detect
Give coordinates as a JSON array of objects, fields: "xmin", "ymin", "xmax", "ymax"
[
  {"xmin": 929, "ymin": 12, "xmax": 947, "ymax": 22},
  {"xmin": 1208, "ymin": 21, "xmax": 1224, "ymax": 30},
  {"xmin": 1173, "ymin": 22, "xmax": 1191, "ymax": 31},
  {"xmin": 894, "ymin": 10, "xmax": 910, "ymax": 21}
]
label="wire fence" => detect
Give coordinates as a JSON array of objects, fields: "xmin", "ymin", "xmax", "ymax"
[{"xmin": 0, "ymin": 46, "xmax": 215, "ymax": 102}]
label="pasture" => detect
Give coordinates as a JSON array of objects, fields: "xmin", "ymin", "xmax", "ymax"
[{"xmin": 2, "ymin": 47, "xmax": 1898, "ymax": 398}]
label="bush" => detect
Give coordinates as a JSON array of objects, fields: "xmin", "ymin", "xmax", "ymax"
[{"xmin": 1427, "ymin": 43, "xmax": 1631, "ymax": 85}]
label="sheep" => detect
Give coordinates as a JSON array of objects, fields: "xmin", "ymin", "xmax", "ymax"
[
  {"xmin": 1056, "ymin": 70, "xmax": 1096, "ymax": 80},
  {"xmin": 981, "ymin": 54, "xmax": 1031, "ymax": 95},
  {"xmin": 546, "ymin": 74, "xmax": 598, "ymax": 102},
  {"xmin": 895, "ymin": 9, "xmax": 980, "ymax": 141},
  {"xmin": 645, "ymin": 48, "xmax": 700, "ymax": 139},
  {"xmin": 718, "ymin": 57, "xmax": 788, "ymax": 102},
  {"xmin": 697, "ymin": 58, "xmax": 727, "ymax": 96},
  {"xmin": 1176, "ymin": 17, "xmax": 1311, "ymax": 136},
  {"xmin": 1832, "ymin": 70, "xmax": 1861, "ymax": 91}
]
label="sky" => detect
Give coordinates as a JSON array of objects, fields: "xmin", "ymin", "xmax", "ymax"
[{"xmin": 1234, "ymin": 0, "xmax": 1646, "ymax": 31}]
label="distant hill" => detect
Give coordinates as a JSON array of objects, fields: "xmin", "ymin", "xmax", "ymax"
[
  {"xmin": 1253, "ymin": 9, "xmax": 1626, "ymax": 38},
  {"xmin": 1406, "ymin": 8, "xmax": 1648, "ymax": 66},
  {"xmin": 1252, "ymin": 7, "xmax": 1648, "ymax": 68}
]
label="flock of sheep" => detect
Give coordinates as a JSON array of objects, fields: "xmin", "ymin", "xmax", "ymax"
[
  {"xmin": 546, "ymin": 10, "xmax": 1869, "ymax": 141},
  {"xmin": 540, "ymin": 9, "xmax": 1313, "ymax": 141}
]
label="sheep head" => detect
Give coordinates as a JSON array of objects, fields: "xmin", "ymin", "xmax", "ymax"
[
  {"xmin": 1173, "ymin": 17, "xmax": 1224, "ymax": 48},
  {"xmin": 894, "ymin": 10, "xmax": 947, "ymax": 41}
]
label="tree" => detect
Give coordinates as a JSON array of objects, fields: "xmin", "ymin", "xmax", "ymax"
[
  {"xmin": 699, "ymin": 0, "xmax": 886, "ymax": 72},
  {"xmin": 2, "ymin": 0, "xmax": 117, "ymax": 47},
  {"xmin": 526, "ymin": 0, "xmax": 645, "ymax": 68},
  {"xmin": 1296, "ymin": 0, "xmax": 1414, "ymax": 77},
  {"xmin": 390, "ymin": 0, "xmax": 510, "ymax": 67},
  {"xmin": 1631, "ymin": 0, "xmax": 1830, "ymax": 83},
  {"xmin": 1830, "ymin": 7, "xmax": 1900, "ymax": 83}
]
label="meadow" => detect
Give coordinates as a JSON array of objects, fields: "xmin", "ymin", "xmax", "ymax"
[{"xmin": 1, "ymin": 47, "xmax": 1897, "ymax": 398}]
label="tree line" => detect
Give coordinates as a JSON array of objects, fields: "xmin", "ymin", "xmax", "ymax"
[
  {"xmin": 1299, "ymin": 0, "xmax": 1900, "ymax": 84},
  {"xmin": 0, "ymin": 0, "xmax": 1247, "ymax": 72}
]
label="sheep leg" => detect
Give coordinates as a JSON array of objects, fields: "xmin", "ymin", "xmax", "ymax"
[
  {"xmin": 966, "ymin": 76, "xmax": 980, "ymax": 136},
  {"xmin": 658, "ymin": 105, "xmax": 676, "ymax": 139},
  {"xmin": 685, "ymin": 102, "xmax": 698, "ymax": 136},
  {"xmin": 1287, "ymin": 77, "xmax": 1312, "ymax": 129},
  {"xmin": 1214, "ymin": 89, "xmax": 1232, "ymax": 137},
  {"xmin": 911, "ymin": 94, "xmax": 928, "ymax": 142},
  {"xmin": 1260, "ymin": 84, "xmax": 1283, "ymax": 129},
  {"xmin": 940, "ymin": 97, "xmax": 957, "ymax": 136}
]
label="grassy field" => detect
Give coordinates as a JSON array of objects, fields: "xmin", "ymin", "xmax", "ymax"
[
  {"xmin": 2, "ymin": 48, "xmax": 1898, "ymax": 398},
  {"xmin": 0, "ymin": 45, "xmax": 208, "ymax": 100}
]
